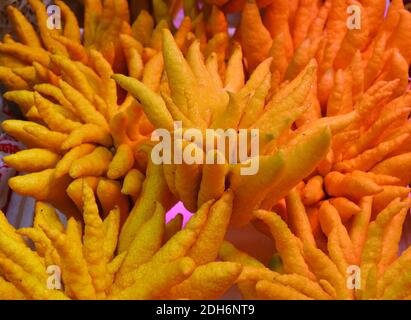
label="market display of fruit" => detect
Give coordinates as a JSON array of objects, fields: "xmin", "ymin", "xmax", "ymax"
[{"xmin": 0, "ymin": 0, "xmax": 410, "ymax": 300}]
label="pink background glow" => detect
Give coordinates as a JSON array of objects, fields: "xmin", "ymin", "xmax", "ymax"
[{"xmin": 166, "ymin": 201, "xmax": 193, "ymax": 224}]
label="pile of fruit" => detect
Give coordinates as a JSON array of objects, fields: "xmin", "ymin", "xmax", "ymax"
[{"xmin": 0, "ymin": 0, "xmax": 411, "ymax": 300}]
